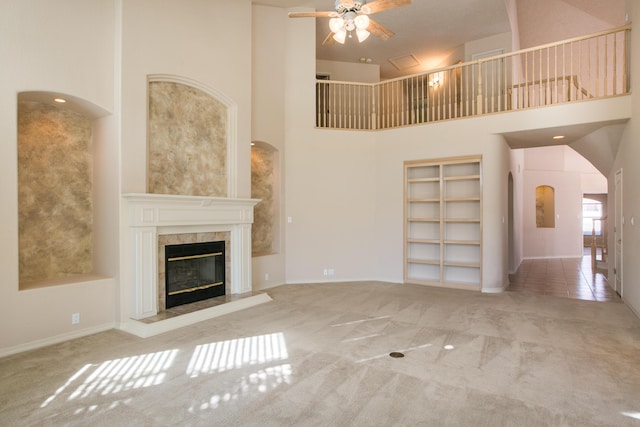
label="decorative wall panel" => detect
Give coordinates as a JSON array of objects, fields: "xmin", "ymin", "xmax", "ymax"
[
  {"xmin": 148, "ymin": 81, "xmax": 227, "ymax": 197},
  {"xmin": 251, "ymin": 144, "xmax": 275, "ymax": 255},
  {"xmin": 18, "ymin": 102, "xmax": 93, "ymax": 283}
]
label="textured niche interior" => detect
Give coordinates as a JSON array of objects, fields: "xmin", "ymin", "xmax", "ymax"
[
  {"xmin": 18, "ymin": 101, "xmax": 94, "ymax": 284},
  {"xmin": 251, "ymin": 143, "xmax": 277, "ymax": 255},
  {"xmin": 147, "ymin": 81, "xmax": 228, "ymax": 197}
]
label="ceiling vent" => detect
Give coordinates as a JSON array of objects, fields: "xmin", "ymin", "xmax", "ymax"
[{"xmin": 388, "ymin": 54, "xmax": 420, "ymax": 71}]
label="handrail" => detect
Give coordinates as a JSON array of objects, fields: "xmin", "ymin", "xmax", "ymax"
[{"xmin": 315, "ymin": 25, "xmax": 631, "ymax": 130}]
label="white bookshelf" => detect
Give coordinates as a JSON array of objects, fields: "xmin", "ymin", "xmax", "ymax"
[{"xmin": 404, "ymin": 156, "xmax": 482, "ymax": 290}]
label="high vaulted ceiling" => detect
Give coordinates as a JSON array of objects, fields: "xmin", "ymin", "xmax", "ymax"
[
  {"xmin": 255, "ymin": 0, "xmax": 626, "ymax": 79},
  {"xmin": 313, "ymin": 0, "xmax": 511, "ymax": 79}
]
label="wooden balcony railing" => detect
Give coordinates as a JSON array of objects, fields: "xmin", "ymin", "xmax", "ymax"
[{"xmin": 316, "ymin": 25, "xmax": 631, "ymax": 130}]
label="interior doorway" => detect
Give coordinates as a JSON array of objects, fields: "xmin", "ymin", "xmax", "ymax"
[{"xmin": 582, "ymin": 194, "xmax": 607, "ymax": 271}]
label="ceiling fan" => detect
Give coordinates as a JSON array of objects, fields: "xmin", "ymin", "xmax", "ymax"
[{"xmin": 288, "ymin": 0, "xmax": 411, "ymax": 45}]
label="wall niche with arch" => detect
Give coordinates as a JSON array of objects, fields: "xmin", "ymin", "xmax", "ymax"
[
  {"xmin": 535, "ymin": 185, "xmax": 556, "ymax": 228},
  {"xmin": 147, "ymin": 78, "xmax": 229, "ymax": 197},
  {"xmin": 251, "ymin": 141, "xmax": 280, "ymax": 256},
  {"xmin": 17, "ymin": 91, "xmax": 112, "ymax": 289}
]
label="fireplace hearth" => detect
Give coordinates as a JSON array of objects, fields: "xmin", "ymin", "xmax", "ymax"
[{"xmin": 165, "ymin": 241, "xmax": 225, "ymax": 308}]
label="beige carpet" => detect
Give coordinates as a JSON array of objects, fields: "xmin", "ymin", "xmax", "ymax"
[{"xmin": 2, "ymin": 281, "xmax": 640, "ymax": 426}]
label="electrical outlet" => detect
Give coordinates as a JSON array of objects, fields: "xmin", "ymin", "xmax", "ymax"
[
  {"xmin": 71, "ymin": 312, "xmax": 80, "ymax": 325},
  {"xmin": 323, "ymin": 269, "xmax": 328, "ymax": 276},
  {"xmin": 264, "ymin": 273, "xmax": 270, "ymax": 281}
]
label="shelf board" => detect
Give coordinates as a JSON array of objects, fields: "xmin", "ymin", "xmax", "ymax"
[
  {"xmin": 407, "ymin": 258, "xmax": 440, "ymax": 266},
  {"xmin": 444, "ymin": 240, "xmax": 481, "ymax": 246},
  {"xmin": 407, "ymin": 218, "xmax": 440, "ymax": 223},
  {"xmin": 444, "ymin": 261, "xmax": 481, "ymax": 268},
  {"xmin": 444, "ymin": 197, "xmax": 480, "ymax": 202},
  {"xmin": 444, "ymin": 218, "xmax": 480, "ymax": 223},
  {"xmin": 408, "ymin": 239, "xmax": 441, "ymax": 244},
  {"xmin": 444, "ymin": 174, "xmax": 480, "ymax": 181},
  {"xmin": 408, "ymin": 177, "xmax": 440, "ymax": 183},
  {"xmin": 407, "ymin": 198, "xmax": 440, "ymax": 203}
]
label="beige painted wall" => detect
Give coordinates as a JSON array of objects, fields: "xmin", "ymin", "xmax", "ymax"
[
  {"xmin": 0, "ymin": 0, "xmax": 254, "ymax": 354},
  {"xmin": 509, "ymin": 148, "xmax": 525, "ymax": 273},
  {"xmin": 283, "ymin": 12, "xmax": 512, "ymax": 292},
  {"xmin": 517, "ymin": 0, "xmax": 626, "ymax": 48},
  {"xmin": 608, "ymin": 0, "xmax": 640, "ymax": 315},
  {"xmin": 251, "ymin": 4, "xmax": 288, "ymax": 290},
  {"xmin": 120, "ymin": 0, "xmax": 252, "ymax": 197},
  {"xmin": 464, "ymin": 32, "xmax": 513, "ymax": 61},
  {"xmin": 316, "ymin": 59, "xmax": 380, "ymax": 83},
  {"xmin": 280, "ymin": 5, "xmax": 631, "ymax": 294},
  {"xmin": 0, "ymin": 0, "xmax": 117, "ymax": 353},
  {"xmin": 522, "ymin": 146, "xmax": 607, "ymax": 259}
]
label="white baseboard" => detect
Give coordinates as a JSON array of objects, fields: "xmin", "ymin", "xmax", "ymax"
[
  {"xmin": 284, "ymin": 277, "xmax": 399, "ymax": 285},
  {"xmin": 482, "ymin": 286, "xmax": 507, "ymax": 294},
  {"xmin": 624, "ymin": 299, "xmax": 640, "ymax": 320},
  {"xmin": 522, "ymin": 255, "xmax": 583, "ymax": 260},
  {"xmin": 0, "ymin": 323, "xmax": 116, "ymax": 359}
]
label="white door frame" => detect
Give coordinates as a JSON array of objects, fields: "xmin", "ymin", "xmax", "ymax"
[{"xmin": 614, "ymin": 169, "xmax": 623, "ymax": 296}]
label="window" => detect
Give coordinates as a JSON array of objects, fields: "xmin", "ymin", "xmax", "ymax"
[{"xmin": 583, "ymin": 198, "xmax": 603, "ymax": 236}]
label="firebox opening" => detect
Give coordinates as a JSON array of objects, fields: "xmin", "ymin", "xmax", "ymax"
[{"xmin": 165, "ymin": 240, "xmax": 225, "ymax": 309}]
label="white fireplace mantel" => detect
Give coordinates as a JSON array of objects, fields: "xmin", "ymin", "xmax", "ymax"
[{"xmin": 123, "ymin": 193, "xmax": 260, "ymax": 320}]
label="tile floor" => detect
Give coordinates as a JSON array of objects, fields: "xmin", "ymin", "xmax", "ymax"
[{"xmin": 507, "ymin": 250, "xmax": 620, "ymax": 302}]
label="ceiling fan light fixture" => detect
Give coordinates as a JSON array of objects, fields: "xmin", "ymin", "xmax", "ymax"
[
  {"xmin": 333, "ymin": 29, "xmax": 347, "ymax": 44},
  {"xmin": 356, "ymin": 28, "xmax": 370, "ymax": 42},
  {"xmin": 354, "ymin": 14, "xmax": 370, "ymax": 30},
  {"xmin": 329, "ymin": 17, "xmax": 344, "ymax": 33},
  {"xmin": 290, "ymin": 0, "xmax": 410, "ymax": 47}
]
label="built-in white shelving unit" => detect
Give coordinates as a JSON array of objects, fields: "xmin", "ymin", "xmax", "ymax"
[{"xmin": 404, "ymin": 156, "xmax": 482, "ymax": 290}]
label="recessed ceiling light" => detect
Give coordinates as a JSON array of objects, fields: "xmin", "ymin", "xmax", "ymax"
[
  {"xmin": 53, "ymin": 98, "xmax": 66, "ymax": 103},
  {"xmin": 552, "ymin": 135, "xmax": 565, "ymax": 140}
]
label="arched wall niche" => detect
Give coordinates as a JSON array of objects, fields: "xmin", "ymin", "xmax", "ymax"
[
  {"xmin": 535, "ymin": 185, "xmax": 556, "ymax": 228},
  {"xmin": 146, "ymin": 75, "xmax": 238, "ymax": 198},
  {"xmin": 251, "ymin": 140, "xmax": 280, "ymax": 256},
  {"xmin": 19, "ymin": 91, "xmax": 111, "ymax": 119},
  {"xmin": 17, "ymin": 91, "xmax": 111, "ymax": 288}
]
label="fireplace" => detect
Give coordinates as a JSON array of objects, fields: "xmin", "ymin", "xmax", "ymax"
[
  {"xmin": 165, "ymin": 241, "xmax": 225, "ymax": 308},
  {"xmin": 124, "ymin": 193, "xmax": 259, "ymax": 321}
]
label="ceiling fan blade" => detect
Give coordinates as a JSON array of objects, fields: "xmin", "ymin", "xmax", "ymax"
[
  {"xmin": 288, "ymin": 11, "xmax": 335, "ymax": 18},
  {"xmin": 322, "ymin": 32, "xmax": 337, "ymax": 46},
  {"xmin": 368, "ymin": 18, "xmax": 395, "ymax": 40},
  {"xmin": 363, "ymin": 0, "xmax": 411, "ymax": 15}
]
